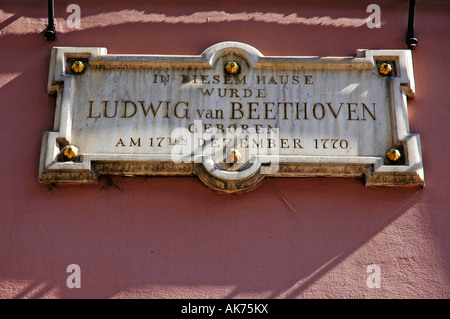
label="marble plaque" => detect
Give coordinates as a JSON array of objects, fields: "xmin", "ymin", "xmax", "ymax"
[{"xmin": 39, "ymin": 42, "xmax": 424, "ymax": 192}]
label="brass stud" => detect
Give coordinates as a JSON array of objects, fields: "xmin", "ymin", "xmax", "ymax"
[
  {"xmin": 378, "ymin": 63, "xmax": 392, "ymax": 76},
  {"xmin": 71, "ymin": 61, "xmax": 85, "ymax": 73},
  {"xmin": 386, "ymin": 148, "xmax": 401, "ymax": 162},
  {"xmin": 226, "ymin": 149, "xmax": 241, "ymax": 163},
  {"xmin": 62, "ymin": 145, "xmax": 79, "ymax": 161},
  {"xmin": 225, "ymin": 61, "xmax": 239, "ymax": 74}
]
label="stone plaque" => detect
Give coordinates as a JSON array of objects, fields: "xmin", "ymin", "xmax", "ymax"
[{"xmin": 39, "ymin": 42, "xmax": 424, "ymax": 192}]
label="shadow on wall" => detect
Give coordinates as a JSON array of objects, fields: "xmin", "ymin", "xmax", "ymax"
[
  {"xmin": 1, "ymin": 175, "xmax": 424, "ymax": 299},
  {"xmin": 0, "ymin": 0, "xmax": 408, "ymax": 56}
]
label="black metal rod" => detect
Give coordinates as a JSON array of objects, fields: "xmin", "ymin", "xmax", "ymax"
[
  {"xmin": 406, "ymin": 0, "xmax": 418, "ymax": 49},
  {"xmin": 44, "ymin": 0, "xmax": 56, "ymax": 41}
]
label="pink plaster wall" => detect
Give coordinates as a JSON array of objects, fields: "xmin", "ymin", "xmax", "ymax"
[{"xmin": 0, "ymin": 0, "xmax": 448, "ymax": 298}]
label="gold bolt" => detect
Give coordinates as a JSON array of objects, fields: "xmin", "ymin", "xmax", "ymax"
[
  {"xmin": 379, "ymin": 63, "xmax": 392, "ymax": 76},
  {"xmin": 71, "ymin": 61, "xmax": 85, "ymax": 73},
  {"xmin": 226, "ymin": 149, "xmax": 241, "ymax": 163},
  {"xmin": 386, "ymin": 148, "xmax": 401, "ymax": 162},
  {"xmin": 62, "ymin": 145, "xmax": 79, "ymax": 160},
  {"xmin": 225, "ymin": 61, "xmax": 239, "ymax": 74}
]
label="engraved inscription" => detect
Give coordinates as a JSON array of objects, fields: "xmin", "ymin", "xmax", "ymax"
[{"xmin": 76, "ymin": 69, "xmax": 383, "ymax": 158}]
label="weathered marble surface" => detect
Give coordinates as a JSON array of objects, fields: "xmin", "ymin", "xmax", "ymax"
[{"xmin": 39, "ymin": 42, "xmax": 423, "ymax": 192}]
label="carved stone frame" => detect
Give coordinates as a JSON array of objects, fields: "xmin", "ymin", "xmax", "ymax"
[{"xmin": 39, "ymin": 42, "xmax": 424, "ymax": 192}]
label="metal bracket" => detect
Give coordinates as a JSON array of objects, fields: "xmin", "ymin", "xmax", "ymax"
[
  {"xmin": 406, "ymin": 0, "xmax": 418, "ymax": 49},
  {"xmin": 44, "ymin": 0, "xmax": 56, "ymax": 42}
]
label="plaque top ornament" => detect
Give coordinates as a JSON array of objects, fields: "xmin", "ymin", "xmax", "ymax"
[{"xmin": 39, "ymin": 42, "xmax": 423, "ymax": 192}]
